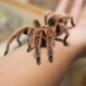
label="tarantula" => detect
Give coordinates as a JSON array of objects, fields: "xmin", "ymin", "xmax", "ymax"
[
  {"xmin": 4, "ymin": 20, "xmax": 40, "ymax": 56},
  {"xmin": 4, "ymin": 11, "xmax": 75, "ymax": 65},
  {"xmin": 27, "ymin": 15, "xmax": 76, "ymax": 65},
  {"xmin": 44, "ymin": 11, "xmax": 76, "ymax": 45},
  {"xmin": 26, "ymin": 16, "xmax": 75, "ymax": 64}
]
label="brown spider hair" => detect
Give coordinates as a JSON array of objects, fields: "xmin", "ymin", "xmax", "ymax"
[
  {"xmin": 4, "ymin": 19, "xmax": 42, "ymax": 56},
  {"xmin": 27, "ymin": 24, "xmax": 55, "ymax": 64}
]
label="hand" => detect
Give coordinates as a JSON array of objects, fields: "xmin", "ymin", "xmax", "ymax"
[{"xmin": 0, "ymin": 0, "xmax": 86, "ymax": 86}]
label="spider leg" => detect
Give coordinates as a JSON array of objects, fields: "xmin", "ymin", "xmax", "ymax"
[
  {"xmin": 27, "ymin": 39, "xmax": 33, "ymax": 52},
  {"xmin": 33, "ymin": 19, "xmax": 41, "ymax": 28},
  {"xmin": 64, "ymin": 33, "xmax": 69, "ymax": 46},
  {"xmin": 61, "ymin": 24, "xmax": 69, "ymax": 46},
  {"xmin": 16, "ymin": 34, "xmax": 22, "ymax": 46},
  {"xmin": 55, "ymin": 36, "xmax": 69, "ymax": 45},
  {"xmin": 35, "ymin": 47, "xmax": 41, "ymax": 65},
  {"xmin": 55, "ymin": 37, "xmax": 64, "ymax": 42},
  {"xmin": 47, "ymin": 37, "xmax": 53, "ymax": 63},
  {"xmin": 27, "ymin": 30, "xmax": 34, "ymax": 52},
  {"xmin": 54, "ymin": 24, "xmax": 65, "ymax": 44},
  {"xmin": 34, "ymin": 31, "xmax": 43, "ymax": 65},
  {"xmin": 65, "ymin": 16, "xmax": 76, "ymax": 28},
  {"xmin": 46, "ymin": 31, "xmax": 54, "ymax": 63},
  {"xmin": 27, "ymin": 45, "xmax": 33, "ymax": 52},
  {"xmin": 23, "ymin": 28, "xmax": 29, "ymax": 35},
  {"xmin": 4, "ymin": 43, "xmax": 10, "ymax": 56},
  {"xmin": 4, "ymin": 36, "xmax": 16, "ymax": 56}
]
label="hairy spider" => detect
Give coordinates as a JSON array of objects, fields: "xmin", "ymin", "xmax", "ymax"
[
  {"xmin": 44, "ymin": 10, "xmax": 76, "ymax": 45},
  {"xmin": 4, "ymin": 19, "xmax": 40, "ymax": 56},
  {"xmin": 4, "ymin": 11, "xmax": 76, "ymax": 65},
  {"xmin": 26, "ymin": 18, "xmax": 75, "ymax": 65}
]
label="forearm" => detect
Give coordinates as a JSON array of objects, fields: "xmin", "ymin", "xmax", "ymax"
[{"xmin": 0, "ymin": 25, "xmax": 86, "ymax": 86}]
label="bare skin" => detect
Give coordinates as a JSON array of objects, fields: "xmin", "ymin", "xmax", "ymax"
[{"xmin": 0, "ymin": 25, "xmax": 86, "ymax": 86}]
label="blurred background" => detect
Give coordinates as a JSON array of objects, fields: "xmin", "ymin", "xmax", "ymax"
[{"xmin": 0, "ymin": 0, "xmax": 86, "ymax": 86}]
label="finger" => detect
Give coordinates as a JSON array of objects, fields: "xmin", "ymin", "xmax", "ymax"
[
  {"xmin": 70, "ymin": 0, "xmax": 84, "ymax": 22},
  {"xmin": 55, "ymin": 0, "xmax": 69, "ymax": 14}
]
